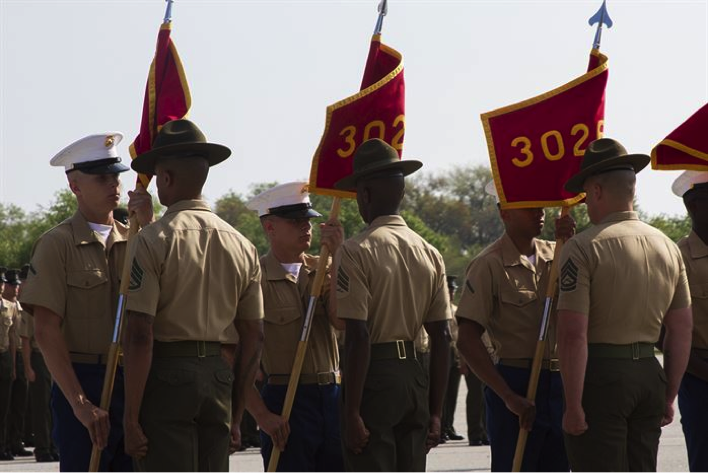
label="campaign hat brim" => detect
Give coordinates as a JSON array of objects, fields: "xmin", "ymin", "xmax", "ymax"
[
  {"xmin": 131, "ymin": 142, "xmax": 231, "ymax": 175},
  {"xmin": 333, "ymin": 160, "xmax": 423, "ymax": 191},
  {"xmin": 564, "ymin": 154, "xmax": 650, "ymax": 194}
]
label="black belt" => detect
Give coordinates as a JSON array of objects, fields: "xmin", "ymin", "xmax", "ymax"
[
  {"xmin": 370, "ymin": 341, "xmax": 417, "ymax": 361},
  {"xmin": 69, "ymin": 352, "xmax": 110, "ymax": 365},
  {"xmin": 587, "ymin": 343, "xmax": 655, "ymax": 360},
  {"xmin": 153, "ymin": 341, "xmax": 221, "ymax": 358},
  {"xmin": 498, "ymin": 358, "xmax": 560, "ymax": 372},
  {"xmin": 267, "ymin": 372, "xmax": 341, "ymax": 386}
]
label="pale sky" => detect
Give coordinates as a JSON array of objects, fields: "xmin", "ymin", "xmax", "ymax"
[{"xmin": 1, "ymin": 0, "xmax": 706, "ymax": 217}]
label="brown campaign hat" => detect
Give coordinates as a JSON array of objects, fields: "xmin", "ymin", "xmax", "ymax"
[
  {"xmin": 333, "ymin": 139, "xmax": 422, "ymax": 191},
  {"xmin": 564, "ymin": 138, "xmax": 650, "ymax": 193},
  {"xmin": 131, "ymin": 119, "xmax": 231, "ymax": 175}
]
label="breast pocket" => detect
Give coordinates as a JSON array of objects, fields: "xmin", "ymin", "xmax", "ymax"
[
  {"xmin": 264, "ymin": 306, "xmax": 302, "ymax": 326},
  {"xmin": 500, "ymin": 288, "xmax": 538, "ymax": 307},
  {"xmin": 66, "ymin": 270, "xmax": 109, "ymax": 319}
]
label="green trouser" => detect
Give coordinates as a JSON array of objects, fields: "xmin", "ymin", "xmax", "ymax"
[
  {"xmin": 564, "ymin": 357, "xmax": 666, "ymax": 472},
  {"xmin": 8, "ymin": 353, "xmax": 28, "ymax": 449},
  {"xmin": 342, "ymin": 357, "xmax": 429, "ymax": 472},
  {"xmin": 0, "ymin": 351, "xmax": 13, "ymax": 451},
  {"xmin": 135, "ymin": 355, "xmax": 234, "ymax": 472},
  {"xmin": 29, "ymin": 350, "xmax": 53, "ymax": 456},
  {"xmin": 464, "ymin": 372, "xmax": 487, "ymax": 441}
]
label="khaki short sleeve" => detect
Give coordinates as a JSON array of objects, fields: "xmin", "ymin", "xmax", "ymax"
[
  {"xmin": 335, "ymin": 244, "xmax": 371, "ymax": 321},
  {"xmin": 236, "ymin": 250, "xmax": 265, "ymax": 321},
  {"xmin": 557, "ymin": 239, "xmax": 591, "ymax": 315},
  {"xmin": 669, "ymin": 253, "xmax": 691, "ymax": 311},
  {"xmin": 424, "ymin": 270, "xmax": 452, "ymax": 324},
  {"xmin": 455, "ymin": 257, "xmax": 495, "ymax": 329},
  {"xmin": 20, "ymin": 233, "xmax": 67, "ymax": 317},
  {"xmin": 125, "ymin": 234, "xmax": 162, "ymax": 317},
  {"xmin": 19, "ymin": 311, "xmax": 33, "ymax": 340}
]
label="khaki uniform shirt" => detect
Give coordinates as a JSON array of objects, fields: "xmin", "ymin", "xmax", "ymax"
[
  {"xmin": 19, "ymin": 310, "xmax": 39, "ymax": 350},
  {"xmin": 2, "ymin": 299, "xmax": 23, "ymax": 350},
  {"xmin": 678, "ymin": 231, "xmax": 707, "ymax": 349},
  {"xmin": 260, "ymin": 252, "xmax": 338, "ymax": 375},
  {"xmin": 0, "ymin": 299, "xmax": 13, "ymax": 352},
  {"xmin": 557, "ymin": 211, "xmax": 691, "ymax": 344},
  {"xmin": 456, "ymin": 233, "xmax": 557, "ymax": 359},
  {"xmin": 19, "ymin": 211, "xmax": 128, "ymax": 355},
  {"xmin": 126, "ymin": 199, "xmax": 264, "ymax": 343},
  {"xmin": 335, "ymin": 215, "xmax": 451, "ymax": 343}
]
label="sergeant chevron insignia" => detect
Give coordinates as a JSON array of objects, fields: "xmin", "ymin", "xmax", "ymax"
[
  {"xmin": 560, "ymin": 259, "xmax": 578, "ymax": 292},
  {"xmin": 337, "ymin": 267, "xmax": 350, "ymax": 294},
  {"xmin": 129, "ymin": 259, "xmax": 144, "ymax": 291}
]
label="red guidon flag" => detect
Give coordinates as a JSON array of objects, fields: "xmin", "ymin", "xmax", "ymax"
[
  {"xmin": 481, "ymin": 50, "xmax": 609, "ymax": 209},
  {"xmin": 651, "ymin": 104, "xmax": 708, "ymax": 171},
  {"xmin": 129, "ymin": 21, "xmax": 191, "ymax": 188},
  {"xmin": 309, "ymin": 34, "xmax": 405, "ymax": 198}
]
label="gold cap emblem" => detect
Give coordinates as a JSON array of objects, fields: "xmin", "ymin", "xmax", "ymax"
[{"xmin": 104, "ymin": 135, "xmax": 115, "ymax": 148}]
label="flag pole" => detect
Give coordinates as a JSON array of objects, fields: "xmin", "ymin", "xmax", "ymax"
[
  {"xmin": 164, "ymin": 0, "xmax": 174, "ymax": 24},
  {"xmin": 267, "ymin": 197, "xmax": 341, "ymax": 472},
  {"xmin": 373, "ymin": 0, "xmax": 387, "ymax": 35}
]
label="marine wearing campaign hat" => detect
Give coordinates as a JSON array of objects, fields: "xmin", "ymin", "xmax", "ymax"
[
  {"xmin": 19, "ymin": 130, "xmax": 153, "ymax": 471},
  {"xmin": 672, "ymin": 170, "xmax": 707, "ymax": 472},
  {"xmin": 557, "ymin": 137, "xmax": 692, "ymax": 471},
  {"xmin": 122, "ymin": 119, "xmax": 265, "ymax": 471},
  {"xmin": 245, "ymin": 181, "xmax": 344, "ymax": 471},
  {"xmin": 335, "ymin": 138, "xmax": 451, "ymax": 471}
]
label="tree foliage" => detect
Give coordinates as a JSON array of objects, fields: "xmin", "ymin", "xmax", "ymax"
[{"xmin": 0, "ymin": 172, "xmax": 692, "ymax": 277}]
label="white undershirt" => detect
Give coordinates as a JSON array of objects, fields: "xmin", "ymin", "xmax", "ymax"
[
  {"xmin": 525, "ymin": 254, "xmax": 537, "ymax": 266},
  {"xmin": 88, "ymin": 222, "xmax": 112, "ymax": 242},
  {"xmin": 281, "ymin": 263, "xmax": 302, "ymax": 280}
]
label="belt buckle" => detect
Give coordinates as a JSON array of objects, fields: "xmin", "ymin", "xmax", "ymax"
[
  {"xmin": 317, "ymin": 372, "xmax": 332, "ymax": 385},
  {"xmin": 631, "ymin": 342, "xmax": 639, "ymax": 361},
  {"xmin": 396, "ymin": 340, "xmax": 406, "ymax": 360},
  {"xmin": 198, "ymin": 341, "xmax": 206, "ymax": 358}
]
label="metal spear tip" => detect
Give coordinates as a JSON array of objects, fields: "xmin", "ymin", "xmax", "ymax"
[
  {"xmin": 588, "ymin": 0, "xmax": 613, "ymax": 28},
  {"xmin": 377, "ymin": 0, "xmax": 388, "ymax": 17}
]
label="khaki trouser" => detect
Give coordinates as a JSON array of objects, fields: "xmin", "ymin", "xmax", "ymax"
[
  {"xmin": 135, "ymin": 355, "xmax": 234, "ymax": 472},
  {"xmin": 342, "ymin": 356, "xmax": 429, "ymax": 472},
  {"xmin": 564, "ymin": 357, "xmax": 666, "ymax": 472}
]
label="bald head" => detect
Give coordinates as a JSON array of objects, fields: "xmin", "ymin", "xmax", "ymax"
[
  {"xmin": 154, "ymin": 154, "xmax": 209, "ymax": 206},
  {"xmin": 583, "ymin": 169, "xmax": 636, "ymax": 223}
]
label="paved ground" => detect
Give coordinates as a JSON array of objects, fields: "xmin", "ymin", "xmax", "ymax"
[{"xmin": 1, "ymin": 358, "xmax": 690, "ymax": 472}]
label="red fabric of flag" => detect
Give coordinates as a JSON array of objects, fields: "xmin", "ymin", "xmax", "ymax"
[
  {"xmin": 129, "ymin": 22, "xmax": 191, "ymax": 188},
  {"xmin": 309, "ymin": 35, "xmax": 405, "ymax": 198},
  {"xmin": 651, "ymin": 104, "xmax": 708, "ymax": 171},
  {"xmin": 481, "ymin": 50, "xmax": 609, "ymax": 209}
]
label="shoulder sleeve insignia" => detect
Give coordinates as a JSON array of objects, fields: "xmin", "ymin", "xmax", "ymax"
[
  {"xmin": 336, "ymin": 267, "xmax": 350, "ymax": 294},
  {"xmin": 128, "ymin": 259, "xmax": 144, "ymax": 291},
  {"xmin": 466, "ymin": 279, "xmax": 475, "ymax": 294},
  {"xmin": 559, "ymin": 259, "xmax": 578, "ymax": 292}
]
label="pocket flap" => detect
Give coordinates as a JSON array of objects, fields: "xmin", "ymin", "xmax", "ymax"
[{"xmin": 67, "ymin": 270, "xmax": 107, "ymax": 289}]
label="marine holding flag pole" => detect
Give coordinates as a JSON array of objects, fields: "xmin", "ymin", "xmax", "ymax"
[
  {"xmin": 509, "ymin": 2, "xmax": 612, "ymax": 471},
  {"xmin": 89, "ymin": 1, "xmax": 191, "ymax": 470},
  {"xmin": 268, "ymin": 2, "xmax": 403, "ymax": 471}
]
